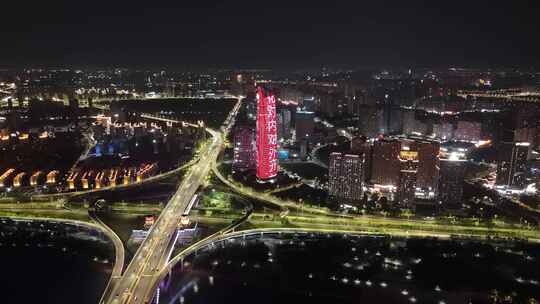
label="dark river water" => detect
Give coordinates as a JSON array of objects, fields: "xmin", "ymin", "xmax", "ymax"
[
  {"xmin": 0, "ymin": 218, "xmax": 113, "ymax": 304},
  {"xmin": 154, "ymin": 232, "xmax": 540, "ymax": 304}
]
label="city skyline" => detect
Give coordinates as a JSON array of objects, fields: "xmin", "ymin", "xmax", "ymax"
[
  {"xmin": 1, "ymin": 3, "xmax": 540, "ymax": 304},
  {"xmin": 1, "ymin": 64, "xmax": 540, "ymax": 304}
]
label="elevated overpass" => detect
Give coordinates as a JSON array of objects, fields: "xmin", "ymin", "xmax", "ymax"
[{"xmin": 102, "ymin": 97, "xmax": 241, "ymax": 304}]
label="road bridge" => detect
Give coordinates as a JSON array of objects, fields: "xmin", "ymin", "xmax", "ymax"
[{"xmin": 102, "ymin": 97, "xmax": 241, "ymax": 304}]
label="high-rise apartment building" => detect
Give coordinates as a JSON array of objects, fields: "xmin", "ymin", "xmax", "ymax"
[
  {"xmin": 351, "ymin": 136, "xmax": 372, "ymax": 182},
  {"xmin": 371, "ymin": 139, "xmax": 401, "ymax": 186},
  {"xmin": 439, "ymin": 159, "xmax": 467, "ymax": 206},
  {"xmin": 416, "ymin": 142, "xmax": 440, "ymax": 194},
  {"xmin": 232, "ymin": 126, "xmax": 255, "ymax": 172},
  {"xmin": 397, "ymin": 150, "xmax": 419, "ymax": 206},
  {"xmin": 328, "ymin": 152, "xmax": 364, "ymax": 201},
  {"xmin": 277, "ymin": 108, "xmax": 292, "ymax": 140},
  {"xmin": 295, "ymin": 110, "xmax": 315, "ymax": 142},
  {"xmin": 496, "ymin": 142, "xmax": 530, "ymax": 188}
]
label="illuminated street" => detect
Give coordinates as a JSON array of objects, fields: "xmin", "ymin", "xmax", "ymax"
[{"xmin": 103, "ymin": 98, "xmax": 240, "ymax": 304}]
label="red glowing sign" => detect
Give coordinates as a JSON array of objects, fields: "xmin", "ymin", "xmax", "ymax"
[{"xmin": 256, "ymin": 87, "xmax": 278, "ymax": 180}]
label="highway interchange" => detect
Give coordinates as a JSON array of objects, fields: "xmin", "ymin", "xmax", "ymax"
[
  {"xmin": 1, "ymin": 94, "xmax": 539, "ymax": 304},
  {"xmin": 102, "ymin": 98, "xmax": 241, "ymax": 304}
]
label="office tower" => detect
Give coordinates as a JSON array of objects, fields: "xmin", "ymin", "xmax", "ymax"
[
  {"xmin": 496, "ymin": 142, "xmax": 530, "ymax": 188},
  {"xmin": 439, "ymin": 159, "xmax": 467, "ymax": 206},
  {"xmin": 295, "ymin": 110, "xmax": 315, "ymax": 142},
  {"xmin": 328, "ymin": 152, "xmax": 344, "ymax": 198},
  {"xmin": 351, "ymin": 136, "xmax": 372, "ymax": 182},
  {"xmin": 371, "ymin": 139, "xmax": 401, "ymax": 186},
  {"xmin": 256, "ymin": 87, "xmax": 278, "ymax": 180},
  {"xmin": 376, "ymin": 92, "xmax": 403, "ymax": 134},
  {"xmin": 277, "ymin": 108, "xmax": 291, "ymax": 140},
  {"xmin": 358, "ymin": 106, "xmax": 385, "ymax": 137},
  {"xmin": 511, "ymin": 142, "xmax": 531, "ymax": 189},
  {"xmin": 454, "ymin": 121, "xmax": 482, "ymax": 142},
  {"xmin": 495, "ymin": 142, "xmax": 513, "ymax": 187},
  {"xmin": 319, "ymin": 93, "xmax": 338, "ymax": 118},
  {"xmin": 386, "ymin": 107, "xmax": 403, "ymax": 134},
  {"xmin": 416, "ymin": 142, "xmax": 440, "ymax": 195},
  {"xmin": 398, "ymin": 150, "xmax": 419, "ymax": 205},
  {"xmin": 233, "ymin": 126, "xmax": 256, "ymax": 172},
  {"xmin": 328, "ymin": 152, "xmax": 364, "ymax": 201}
]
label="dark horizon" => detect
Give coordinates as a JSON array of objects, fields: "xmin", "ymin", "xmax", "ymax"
[
  {"xmin": 2, "ymin": 64, "xmax": 540, "ymax": 73},
  {"xmin": 2, "ymin": 1, "xmax": 540, "ymax": 69}
]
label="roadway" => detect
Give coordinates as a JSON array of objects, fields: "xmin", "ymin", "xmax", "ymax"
[
  {"xmin": 103, "ymin": 97, "xmax": 241, "ymax": 304},
  {"xmin": 89, "ymin": 210, "xmax": 126, "ymax": 304},
  {"xmin": 104, "ymin": 130, "xmax": 222, "ymax": 304},
  {"xmin": 211, "ymin": 161, "xmax": 540, "ymax": 239},
  {"xmin": 212, "ymin": 160, "xmax": 336, "ymax": 216},
  {"xmin": 69, "ymin": 129, "xmax": 96, "ymax": 173},
  {"xmin": 139, "ymin": 114, "xmax": 199, "ymax": 127},
  {"xmin": 309, "ymin": 143, "xmax": 329, "ymax": 169},
  {"xmin": 0, "ymin": 214, "xmax": 126, "ymax": 289},
  {"xmin": 142, "ymin": 204, "xmax": 253, "ymax": 303}
]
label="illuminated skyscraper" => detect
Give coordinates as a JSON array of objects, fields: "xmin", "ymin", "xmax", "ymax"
[
  {"xmin": 439, "ymin": 159, "xmax": 467, "ymax": 206},
  {"xmin": 277, "ymin": 108, "xmax": 291, "ymax": 140},
  {"xmin": 416, "ymin": 142, "xmax": 440, "ymax": 195},
  {"xmin": 351, "ymin": 136, "xmax": 372, "ymax": 182},
  {"xmin": 398, "ymin": 150, "xmax": 419, "ymax": 206},
  {"xmin": 295, "ymin": 110, "xmax": 315, "ymax": 141},
  {"xmin": 371, "ymin": 139, "xmax": 401, "ymax": 186},
  {"xmin": 328, "ymin": 153, "xmax": 364, "ymax": 201},
  {"xmin": 496, "ymin": 142, "xmax": 530, "ymax": 188},
  {"xmin": 514, "ymin": 126, "xmax": 540, "ymax": 160},
  {"xmin": 233, "ymin": 126, "xmax": 255, "ymax": 172},
  {"xmin": 256, "ymin": 87, "xmax": 278, "ymax": 180}
]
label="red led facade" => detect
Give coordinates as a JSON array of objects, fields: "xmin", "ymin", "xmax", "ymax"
[{"xmin": 256, "ymin": 86, "xmax": 278, "ymax": 180}]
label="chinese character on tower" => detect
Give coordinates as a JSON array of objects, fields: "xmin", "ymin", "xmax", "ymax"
[{"xmin": 256, "ymin": 86, "xmax": 278, "ymax": 180}]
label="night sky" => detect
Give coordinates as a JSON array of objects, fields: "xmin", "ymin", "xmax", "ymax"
[{"xmin": 2, "ymin": 1, "xmax": 539, "ymax": 69}]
